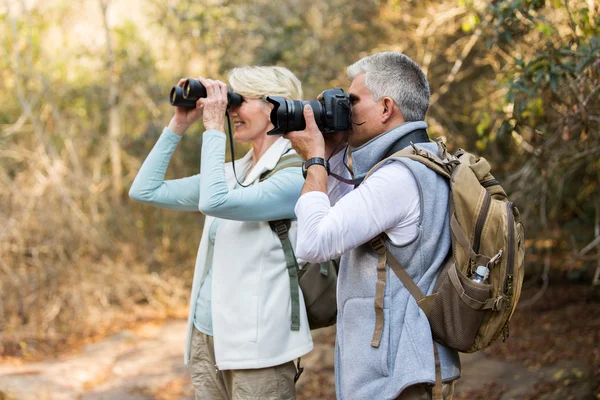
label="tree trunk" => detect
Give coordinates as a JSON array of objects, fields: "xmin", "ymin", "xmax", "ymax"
[{"xmin": 101, "ymin": 0, "xmax": 123, "ymax": 203}]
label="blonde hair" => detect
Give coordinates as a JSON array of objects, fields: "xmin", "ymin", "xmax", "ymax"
[{"xmin": 228, "ymin": 66, "xmax": 303, "ymax": 100}]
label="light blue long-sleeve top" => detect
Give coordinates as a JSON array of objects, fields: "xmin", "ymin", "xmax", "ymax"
[{"xmin": 129, "ymin": 127, "xmax": 303, "ymax": 335}]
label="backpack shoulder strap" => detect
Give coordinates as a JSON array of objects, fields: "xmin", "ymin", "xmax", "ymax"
[
  {"xmin": 260, "ymin": 153, "xmax": 303, "ymax": 182},
  {"xmin": 384, "ymin": 129, "xmax": 430, "ymax": 158},
  {"xmin": 369, "ymin": 234, "xmax": 444, "ymax": 400},
  {"xmin": 269, "ymin": 219, "xmax": 301, "ymax": 331},
  {"xmin": 263, "ymin": 152, "xmax": 304, "ymax": 330},
  {"xmin": 364, "ymin": 139, "xmax": 457, "ymax": 182}
]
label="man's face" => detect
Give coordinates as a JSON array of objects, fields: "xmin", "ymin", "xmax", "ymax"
[{"xmin": 347, "ymin": 73, "xmax": 384, "ymax": 148}]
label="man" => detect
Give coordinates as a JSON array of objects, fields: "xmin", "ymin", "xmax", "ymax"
[{"xmin": 285, "ymin": 52, "xmax": 460, "ymax": 399}]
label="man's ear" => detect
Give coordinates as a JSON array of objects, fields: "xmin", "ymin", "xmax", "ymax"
[{"xmin": 380, "ymin": 97, "xmax": 396, "ymax": 123}]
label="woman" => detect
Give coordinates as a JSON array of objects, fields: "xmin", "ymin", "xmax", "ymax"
[{"xmin": 129, "ymin": 66, "xmax": 312, "ymax": 400}]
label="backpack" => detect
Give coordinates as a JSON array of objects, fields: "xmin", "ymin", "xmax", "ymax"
[
  {"xmin": 259, "ymin": 154, "xmax": 339, "ymax": 332},
  {"xmin": 365, "ymin": 139, "xmax": 525, "ymax": 398}
]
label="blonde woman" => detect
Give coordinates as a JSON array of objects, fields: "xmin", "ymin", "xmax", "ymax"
[{"xmin": 129, "ymin": 66, "xmax": 312, "ymax": 399}]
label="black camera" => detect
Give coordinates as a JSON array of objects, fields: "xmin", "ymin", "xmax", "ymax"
[
  {"xmin": 266, "ymin": 88, "xmax": 351, "ymax": 135},
  {"xmin": 169, "ymin": 78, "xmax": 243, "ymax": 109}
]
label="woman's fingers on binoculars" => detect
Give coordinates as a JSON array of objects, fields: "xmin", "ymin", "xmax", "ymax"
[
  {"xmin": 177, "ymin": 78, "xmax": 186, "ymax": 87},
  {"xmin": 197, "ymin": 77, "xmax": 227, "ymax": 97},
  {"xmin": 196, "ymin": 77, "xmax": 227, "ymax": 131}
]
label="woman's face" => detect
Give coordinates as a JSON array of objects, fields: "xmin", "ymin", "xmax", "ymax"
[{"xmin": 229, "ymin": 98, "xmax": 274, "ymax": 143}]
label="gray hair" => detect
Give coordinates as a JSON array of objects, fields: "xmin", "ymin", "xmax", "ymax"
[{"xmin": 347, "ymin": 52, "xmax": 430, "ymax": 121}]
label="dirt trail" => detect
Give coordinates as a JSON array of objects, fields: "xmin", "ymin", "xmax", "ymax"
[
  {"xmin": 0, "ymin": 320, "xmax": 594, "ymax": 400},
  {"xmin": 0, "ymin": 321, "xmax": 193, "ymax": 400}
]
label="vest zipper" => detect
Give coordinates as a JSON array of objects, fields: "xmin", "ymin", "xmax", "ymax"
[{"xmin": 473, "ymin": 191, "xmax": 491, "ymax": 254}]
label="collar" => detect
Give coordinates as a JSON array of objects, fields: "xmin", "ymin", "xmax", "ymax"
[
  {"xmin": 241, "ymin": 136, "xmax": 294, "ymax": 185},
  {"xmin": 350, "ymin": 121, "xmax": 428, "ymax": 179}
]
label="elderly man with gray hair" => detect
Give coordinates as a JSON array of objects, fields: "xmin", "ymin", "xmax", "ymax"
[{"xmin": 285, "ymin": 52, "xmax": 460, "ymax": 399}]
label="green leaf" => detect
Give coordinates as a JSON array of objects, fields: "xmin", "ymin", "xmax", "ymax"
[
  {"xmin": 535, "ymin": 23, "xmax": 554, "ymax": 36},
  {"xmin": 476, "ymin": 112, "xmax": 491, "ymax": 137}
]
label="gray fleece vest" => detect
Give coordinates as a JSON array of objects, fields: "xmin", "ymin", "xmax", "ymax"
[{"xmin": 335, "ymin": 121, "xmax": 461, "ymax": 400}]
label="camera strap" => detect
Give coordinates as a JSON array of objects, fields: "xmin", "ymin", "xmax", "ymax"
[{"xmin": 330, "ymin": 129, "xmax": 430, "ymax": 187}]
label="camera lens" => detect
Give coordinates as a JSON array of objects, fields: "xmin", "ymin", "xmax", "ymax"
[
  {"xmin": 265, "ymin": 88, "xmax": 350, "ymax": 135},
  {"xmin": 266, "ymin": 97, "xmax": 322, "ymax": 135}
]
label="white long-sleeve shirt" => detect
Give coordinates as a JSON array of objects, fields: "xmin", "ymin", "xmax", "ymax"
[{"xmin": 294, "ymin": 150, "xmax": 421, "ymax": 263}]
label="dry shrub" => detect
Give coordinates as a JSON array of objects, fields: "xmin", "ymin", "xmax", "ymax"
[{"xmin": 0, "ymin": 138, "xmax": 193, "ymax": 358}]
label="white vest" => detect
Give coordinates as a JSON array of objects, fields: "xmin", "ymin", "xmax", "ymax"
[{"xmin": 184, "ymin": 137, "xmax": 313, "ymax": 369}]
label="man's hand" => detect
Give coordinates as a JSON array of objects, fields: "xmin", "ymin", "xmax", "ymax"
[{"xmin": 284, "ymin": 105, "xmax": 325, "ymax": 160}]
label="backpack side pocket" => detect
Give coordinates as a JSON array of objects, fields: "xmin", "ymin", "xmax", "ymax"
[{"xmin": 428, "ymin": 264, "xmax": 492, "ymax": 352}]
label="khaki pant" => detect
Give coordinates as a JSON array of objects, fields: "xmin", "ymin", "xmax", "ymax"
[
  {"xmin": 394, "ymin": 381, "xmax": 455, "ymax": 400},
  {"xmin": 189, "ymin": 327, "xmax": 297, "ymax": 400}
]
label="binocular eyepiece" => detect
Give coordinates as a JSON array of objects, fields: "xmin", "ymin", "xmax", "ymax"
[{"xmin": 169, "ymin": 78, "xmax": 243, "ymax": 109}]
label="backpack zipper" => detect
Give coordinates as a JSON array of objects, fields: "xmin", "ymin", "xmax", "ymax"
[
  {"xmin": 505, "ymin": 201, "xmax": 516, "ymax": 301},
  {"xmin": 500, "ymin": 203, "xmax": 517, "ymax": 341},
  {"xmin": 481, "ymin": 178, "xmax": 500, "ymax": 188},
  {"xmin": 472, "ymin": 191, "xmax": 491, "ymax": 254}
]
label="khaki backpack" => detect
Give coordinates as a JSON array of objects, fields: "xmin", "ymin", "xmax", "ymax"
[{"xmin": 365, "ymin": 139, "xmax": 525, "ymax": 398}]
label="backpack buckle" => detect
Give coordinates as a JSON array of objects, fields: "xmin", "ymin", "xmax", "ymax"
[
  {"xmin": 411, "ymin": 143, "xmax": 430, "ymax": 158},
  {"xmin": 370, "ymin": 236, "xmax": 387, "ymax": 255},
  {"xmin": 493, "ymin": 295, "xmax": 506, "ymax": 311},
  {"xmin": 488, "ymin": 249, "xmax": 503, "ymax": 267},
  {"xmin": 270, "ymin": 221, "xmax": 289, "ymax": 240}
]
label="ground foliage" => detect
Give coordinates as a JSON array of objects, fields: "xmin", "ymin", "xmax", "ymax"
[{"xmin": 1, "ymin": 0, "xmax": 599, "ymax": 373}]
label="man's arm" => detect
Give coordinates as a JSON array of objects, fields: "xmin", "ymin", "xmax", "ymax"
[
  {"xmin": 284, "ymin": 105, "xmax": 348, "ymax": 199},
  {"xmin": 284, "ymin": 105, "xmax": 328, "ymax": 195},
  {"xmin": 301, "ymin": 164, "xmax": 328, "ymax": 196},
  {"xmin": 284, "ymin": 105, "xmax": 421, "ymax": 264},
  {"xmin": 294, "ymin": 161, "xmax": 420, "ymax": 263}
]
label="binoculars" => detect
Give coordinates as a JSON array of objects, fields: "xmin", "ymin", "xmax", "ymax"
[{"xmin": 169, "ymin": 78, "xmax": 243, "ymax": 109}]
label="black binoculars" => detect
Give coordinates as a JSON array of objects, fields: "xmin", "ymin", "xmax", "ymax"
[{"xmin": 169, "ymin": 78, "xmax": 243, "ymax": 109}]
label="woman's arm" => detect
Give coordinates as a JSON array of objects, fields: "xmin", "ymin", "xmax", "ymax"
[
  {"xmin": 198, "ymin": 131, "xmax": 303, "ymax": 221},
  {"xmin": 129, "ymin": 128, "xmax": 201, "ymax": 211}
]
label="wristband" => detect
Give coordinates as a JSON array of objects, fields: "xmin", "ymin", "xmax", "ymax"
[{"xmin": 302, "ymin": 157, "xmax": 330, "ymax": 178}]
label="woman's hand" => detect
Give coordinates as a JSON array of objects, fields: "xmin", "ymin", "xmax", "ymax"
[
  {"xmin": 197, "ymin": 77, "xmax": 228, "ymax": 132},
  {"xmin": 167, "ymin": 78, "xmax": 204, "ymax": 136}
]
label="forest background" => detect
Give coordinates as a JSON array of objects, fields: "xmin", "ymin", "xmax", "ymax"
[{"xmin": 1, "ymin": 0, "xmax": 599, "ymax": 398}]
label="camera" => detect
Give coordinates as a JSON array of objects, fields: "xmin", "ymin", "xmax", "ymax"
[
  {"xmin": 266, "ymin": 88, "xmax": 351, "ymax": 135},
  {"xmin": 169, "ymin": 78, "xmax": 243, "ymax": 109}
]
